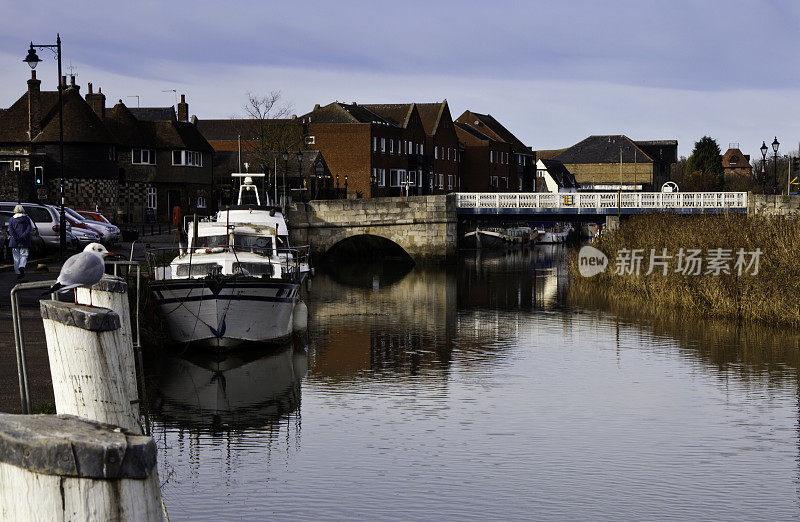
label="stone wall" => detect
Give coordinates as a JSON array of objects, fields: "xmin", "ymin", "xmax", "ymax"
[
  {"xmin": 287, "ymin": 194, "xmax": 457, "ymax": 262},
  {"xmin": 748, "ymin": 194, "xmax": 800, "ymax": 216}
]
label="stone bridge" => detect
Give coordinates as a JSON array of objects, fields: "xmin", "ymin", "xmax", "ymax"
[{"xmin": 287, "ymin": 195, "xmax": 458, "ymax": 262}]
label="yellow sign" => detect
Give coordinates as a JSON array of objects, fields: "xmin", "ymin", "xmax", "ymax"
[{"xmin": 564, "ymin": 195, "xmax": 574, "ymax": 205}]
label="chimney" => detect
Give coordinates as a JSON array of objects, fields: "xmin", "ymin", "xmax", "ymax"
[
  {"xmin": 68, "ymin": 75, "xmax": 79, "ymax": 93},
  {"xmin": 85, "ymin": 83, "xmax": 106, "ymax": 119},
  {"xmin": 313, "ymin": 104, "xmax": 320, "ymax": 111},
  {"xmin": 27, "ymin": 70, "xmax": 41, "ymax": 139},
  {"xmin": 61, "ymin": 75, "xmax": 67, "ymax": 87},
  {"xmin": 177, "ymin": 94, "xmax": 188, "ymax": 122},
  {"xmin": 291, "ymin": 114, "xmax": 297, "ymax": 120}
]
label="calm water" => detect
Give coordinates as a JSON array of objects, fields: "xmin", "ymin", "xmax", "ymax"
[{"xmin": 148, "ymin": 246, "xmax": 800, "ymax": 520}]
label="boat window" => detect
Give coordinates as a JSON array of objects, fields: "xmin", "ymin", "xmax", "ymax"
[
  {"xmin": 175, "ymin": 262, "xmax": 222, "ymax": 277},
  {"xmin": 194, "ymin": 235, "xmax": 228, "ymax": 248},
  {"xmin": 233, "ymin": 262, "xmax": 274, "ymax": 277},
  {"xmin": 233, "ymin": 234, "xmax": 273, "ymax": 251}
]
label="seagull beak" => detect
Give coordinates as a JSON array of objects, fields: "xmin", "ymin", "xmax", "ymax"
[{"xmin": 105, "ymin": 252, "xmax": 114, "ymax": 257}]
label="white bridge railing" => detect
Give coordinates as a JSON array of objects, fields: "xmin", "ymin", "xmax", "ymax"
[{"xmin": 455, "ymin": 192, "xmax": 748, "ymax": 211}]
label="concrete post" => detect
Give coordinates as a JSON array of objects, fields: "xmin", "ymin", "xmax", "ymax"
[
  {"xmin": 40, "ymin": 300, "xmax": 140, "ymax": 434},
  {"xmin": 0, "ymin": 413, "xmax": 163, "ymax": 521}
]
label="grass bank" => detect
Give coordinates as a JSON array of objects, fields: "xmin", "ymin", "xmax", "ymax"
[{"xmin": 570, "ymin": 213, "xmax": 800, "ymax": 327}]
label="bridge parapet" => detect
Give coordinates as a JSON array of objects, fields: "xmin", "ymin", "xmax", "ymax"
[
  {"xmin": 456, "ymin": 191, "xmax": 748, "ymax": 214},
  {"xmin": 287, "ymin": 195, "xmax": 457, "ymax": 261}
]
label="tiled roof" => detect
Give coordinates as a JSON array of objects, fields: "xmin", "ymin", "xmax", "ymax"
[
  {"xmin": 196, "ymin": 118, "xmax": 296, "ymax": 142},
  {"xmin": 454, "ymin": 121, "xmax": 492, "ymax": 143},
  {"xmin": 0, "ymin": 88, "xmax": 114, "ymax": 144},
  {"xmin": 457, "ymin": 110, "xmax": 528, "ymax": 150},
  {"xmin": 128, "ymin": 107, "xmax": 176, "ymax": 121},
  {"xmin": 299, "ymin": 102, "xmax": 395, "ymax": 125},
  {"xmin": 414, "ymin": 102, "xmax": 447, "ymax": 136},
  {"xmin": 555, "ymin": 135, "xmax": 653, "ymax": 164},
  {"xmin": 535, "ymin": 148, "xmax": 568, "ymax": 160},
  {"xmin": 722, "ymin": 147, "xmax": 750, "ymax": 168},
  {"xmin": 361, "ymin": 104, "xmax": 414, "ymax": 128},
  {"xmin": 539, "ymin": 159, "xmax": 579, "ymax": 188}
]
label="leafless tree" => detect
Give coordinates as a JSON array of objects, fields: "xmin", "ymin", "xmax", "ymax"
[{"xmin": 237, "ymin": 91, "xmax": 302, "ymax": 171}]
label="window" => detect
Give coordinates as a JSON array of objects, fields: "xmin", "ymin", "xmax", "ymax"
[
  {"xmin": 490, "ymin": 151, "xmax": 494, "ymax": 163},
  {"xmin": 373, "ymin": 137, "xmax": 378, "ymax": 152},
  {"xmin": 429, "ymin": 174, "xmax": 434, "ymax": 191},
  {"xmin": 377, "ymin": 168, "xmax": 386, "ymax": 187},
  {"xmin": 146, "ymin": 187, "xmax": 157, "ymax": 210},
  {"xmin": 408, "ymin": 140, "xmax": 412, "ymax": 154},
  {"xmin": 419, "ymin": 143, "xmax": 424, "ymax": 155},
  {"xmin": 390, "ymin": 169, "xmax": 400, "ymax": 187},
  {"xmin": 13, "ymin": 161, "xmax": 21, "ymax": 171},
  {"xmin": 197, "ymin": 197, "xmax": 206, "ymax": 209},
  {"xmin": 381, "ymin": 138, "xmax": 386, "ymax": 152},
  {"xmin": 447, "ymin": 175, "xmax": 454, "ymax": 190},
  {"xmin": 434, "ymin": 147, "xmax": 438, "ymax": 159},
  {"xmin": 447, "ymin": 148, "xmax": 450, "ymax": 160},
  {"xmin": 490, "ymin": 176, "xmax": 499, "ymax": 188},
  {"xmin": 305, "ymin": 136, "xmax": 315, "ymax": 145},
  {"xmin": 108, "ymin": 146, "xmax": 116, "ymax": 161},
  {"xmin": 502, "ymin": 176, "xmax": 508, "ymax": 188},
  {"xmin": 438, "ymin": 173, "xmax": 444, "ymax": 189},
  {"xmin": 408, "ymin": 171, "xmax": 416, "ymax": 186},
  {"xmin": 132, "ymin": 149, "xmax": 155, "ymax": 165},
  {"xmin": 389, "ymin": 140, "xmax": 394, "ymax": 154},
  {"xmin": 172, "ymin": 150, "xmax": 203, "ymax": 166}
]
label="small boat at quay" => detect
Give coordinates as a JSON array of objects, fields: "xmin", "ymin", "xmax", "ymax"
[
  {"xmin": 535, "ymin": 224, "xmax": 572, "ymax": 244},
  {"xmin": 461, "ymin": 228, "xmax": 519, "ymax": 249},
  {"xmin": 147, "ymin": 175, "xmax": 311, "ymax": 350}
]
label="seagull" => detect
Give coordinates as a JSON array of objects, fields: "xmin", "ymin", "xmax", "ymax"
[{"xmin": 45, "ymin": 243, "xmax": 113, "ymax": 304}]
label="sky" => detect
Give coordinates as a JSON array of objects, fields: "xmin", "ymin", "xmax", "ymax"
[{"xmin": 1, "ymin": 0, "xmax": 799, "ymax": 159}]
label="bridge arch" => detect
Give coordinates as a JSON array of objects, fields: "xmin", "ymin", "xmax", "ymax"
[{"xmin": 320, "ymin": 232, "xmax": 415, "ymax": 264}]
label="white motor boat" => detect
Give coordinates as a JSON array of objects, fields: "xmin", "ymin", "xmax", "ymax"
[
  {"xmin": 535, "ymin": 224, "xmax": 572, "ymax": 244},
  {"xmin": 147, "ymin": 175, "xmax": 310, "ymax": 350}
]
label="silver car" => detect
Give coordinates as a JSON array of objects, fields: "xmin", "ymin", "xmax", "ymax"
[
  {"xmin": 0, "ymin": 202, "xmax": 77, "ymax": 251},
  {"xmin": 64, "ymin": 207, "xmax": 121, "ymax": 245}
]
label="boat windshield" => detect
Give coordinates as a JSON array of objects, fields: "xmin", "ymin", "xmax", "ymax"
[
  {"xmin": 234, "ymin": 234, "xmax": 273, "ymax": 251},
  {"xmin": 194, "ymin": 235, "xmax": 228, "ymax": 248}
]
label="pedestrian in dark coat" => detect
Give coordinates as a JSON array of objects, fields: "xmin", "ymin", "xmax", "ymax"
[{"xmin": 9, "ymin": 205, "xmax": 32, "ymax": 279}]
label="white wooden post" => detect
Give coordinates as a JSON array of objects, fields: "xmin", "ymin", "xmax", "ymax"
[
  {"xmin": 0, "ymin": 413, "xmax": 163, "ymax": 521},
  {"xmin": 75, "ymin": 275, "xmax": 139, "ymax": 418},
  {"xmin": 40, "ymin": 300, "xmax": 140, "ymax": 434}
]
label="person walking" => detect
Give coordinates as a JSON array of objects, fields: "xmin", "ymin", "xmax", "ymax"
[{"xmin": 9, "ymin": 205, "xmax": 32, "ymax": 280}]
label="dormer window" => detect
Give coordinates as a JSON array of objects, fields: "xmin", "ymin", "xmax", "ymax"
[{"xmin": 729, "ymin": 155, "xmax": 739, "ymax": 164}]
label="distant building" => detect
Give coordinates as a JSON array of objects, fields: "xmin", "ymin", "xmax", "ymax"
[
  {"xmin": 535, "ymin": 159, "xmax": 579, "ymax": 193},
  {"xmin": 721, "ymin": 144, "xmax": 751, "ymax": 178},
  {"xmin": 543, "ymin": 135, "xmax": 677, "ymax": 191}
]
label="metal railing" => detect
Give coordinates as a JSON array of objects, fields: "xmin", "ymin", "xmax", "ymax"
[
  {"xmin": 455, "ymin": 192, "xmax": 749, "ymax": 211},
  {"xmin": 145, "ymin": 244, "xmax": 312, "ymax": 283}
]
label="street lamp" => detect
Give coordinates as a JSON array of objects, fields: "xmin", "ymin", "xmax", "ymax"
[
  {"xmin": 760, "ymin": 141, "xmax": 768, "ymax": 192},
  {"xmin": 772, "ymin": 137, "xmax": 780, "ymax": 194},
  {"xmin": 24, "ymin": 36, "xmax": 66, "ymax": 259},
  {"xmin": 295, "ymin": 150, "xmax": 303, "ymax": 200},
  {"xmin": 281, "ymin": 150, "xmax": 289, "ymax": 209}
]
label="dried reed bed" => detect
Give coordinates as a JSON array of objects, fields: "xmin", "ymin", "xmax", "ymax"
[{"xmin": 570, "ymin": 213, "xmax": 800, "ymax": 327}]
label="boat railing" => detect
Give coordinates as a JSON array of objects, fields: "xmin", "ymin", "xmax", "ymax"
[{"xmin": 145, "ymin": 245, "xmax": 310, "ymax": 283}]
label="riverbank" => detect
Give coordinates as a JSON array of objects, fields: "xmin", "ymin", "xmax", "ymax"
[{"xmin": 570, "ymin": 213, "xmax": 800, "ymax": 327}]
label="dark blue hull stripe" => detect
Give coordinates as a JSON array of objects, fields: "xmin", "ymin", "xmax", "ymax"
[{"xmin": 150, "ymin": 281, "xmax": 297, "ymax": 291}]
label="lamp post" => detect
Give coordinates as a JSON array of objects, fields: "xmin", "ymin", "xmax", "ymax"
[
  {"xmin": 281, "ymin": 150, "xmax": 289, "ymax": 209},
  {"xmin": 760, "ymin": 141, "xmax": 768, "ymax": 193},
  {"xmin": 772, "ymin": 137, "xmax": 780, "ymax": 195},
  {"xmin": 295, "ymin": 150, "xmax": 303, "ymax": 201},
  {"xmin": 24, "ymin": 36, "xmax": 66, "ymax": 259}
]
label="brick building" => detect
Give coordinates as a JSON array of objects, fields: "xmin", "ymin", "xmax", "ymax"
[
  {"xmin": 0, "ymin": 71, "xmax": 213, "ymax": 222},
  {"xmin": 721, "ymin": 144, "xmax": 751, "ymax": 178},
  {"xmin": 455, "ymin": 111, "xmax": 534, "ymax": 192},
  {"xmin": 540, "ymin": 135, "xmax": 677, "ymax": 191}
]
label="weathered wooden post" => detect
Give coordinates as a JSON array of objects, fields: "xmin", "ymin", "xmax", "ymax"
[
  {"xmin": 75, "ymin": 275, "xmax": 140, "ymax": 415},
  {"xmin": 40, "ymin": 300, "xmax": 140, "ymax": 434},
  {"xmin": 0, "ymin": 413, "xmax": 163, "ymax": 521}
]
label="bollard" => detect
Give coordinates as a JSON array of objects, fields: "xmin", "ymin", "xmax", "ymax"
[
  {"xmin": 75, "ymin": 275, "xmax": 139, "ymax": 416},
  {"xmin": 0, "ymin": 413, "xmax": 163, "ymax": 521},
  {"xmin": 40, "ymin": 300, "xmax": 140, "ymax": 434}
]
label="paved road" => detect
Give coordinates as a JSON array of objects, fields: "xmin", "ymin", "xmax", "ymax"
[{"xmin": 0, "ymin": 233, "xmax": 177, "ymax": 413}]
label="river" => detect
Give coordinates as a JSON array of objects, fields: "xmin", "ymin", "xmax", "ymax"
[{"xmin": 147, "ymin": 246, "xmax": 800, "ymax": 520}]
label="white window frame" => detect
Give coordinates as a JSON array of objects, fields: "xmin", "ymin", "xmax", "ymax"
[
  {"xmin": 305, "ymin": 136, "xmax": 315, "ymax": 145},
  {"xmin": 132, "ymin": 148, "xmax": 155, "ymax": 165},
  {"xmin": 197, "ymin": 196, "xmax": 207, "ymax": 209},
  {"xmin": 146, "ymin": 187, "xmax": 157, "ymax": 210},
  {"xmin": 447, "ymin": 175, "xmax": 454, "ymax": 190},
  {"xmin": 377, "ymin": 168, "xmax": 386, "ymax": 187},
  {"xmin": 390, "ymin": 169, "xmax": 400, "ymax": 187},
  {"xmin": 373, "ymin": 137, "xmax": 378, "ymax": 152},
  {"xmin": 389, "ymin": 139, "xmax": 394, "ymax": 154},
  {"xmin": 381, "ymin": 138, "xmax": 386, "ymax": 153},
  {"xmin": 490, "ymin": 151, "xmax": 494, "ymax": 163},
  {"xmin": 490, "ymin": 176, "xmax": 499, "ymax": 187},
  {"xmin": 12, "ymin": 160, "xmax": 21, "ymax": 171},
  {"xmin": 438, "ymin": 173, "xmax": 444, "ymax": 189}
]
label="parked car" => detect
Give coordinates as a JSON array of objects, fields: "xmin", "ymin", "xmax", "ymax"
[
  {"xmin": 77, "ymin": 210, "xmax": 113, "ymax": 225},
  {"xmin": 64, "ymin": 207, "xmax": 121, "ymax": 245},
  {"xmin": 46, "ymin": 206, "xmax": 103, "ymax": 248},
  {"xmin": 0, "ymin": 210, "xmax": 46, "ymax": 261},
  {"xmin": 0, "ymin": 202, "xmax": 78, "ymax": 252}
]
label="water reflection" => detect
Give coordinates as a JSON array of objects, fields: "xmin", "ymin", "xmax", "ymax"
[
  {"xmin": 147, "ymin": 247, "xmax": 800, "ymax": 520},
  {"xmin": 150, "ymin": 341, "xmax": 308, "ymax": 432}
]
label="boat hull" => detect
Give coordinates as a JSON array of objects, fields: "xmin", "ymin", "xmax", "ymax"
[
  {"xmin": 461, "ymin": 230, "xmax": 511, "ymax": 249},
  {"xmin": 150, "ymin": 279, "xmax": 299, "ymax": 350}
]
